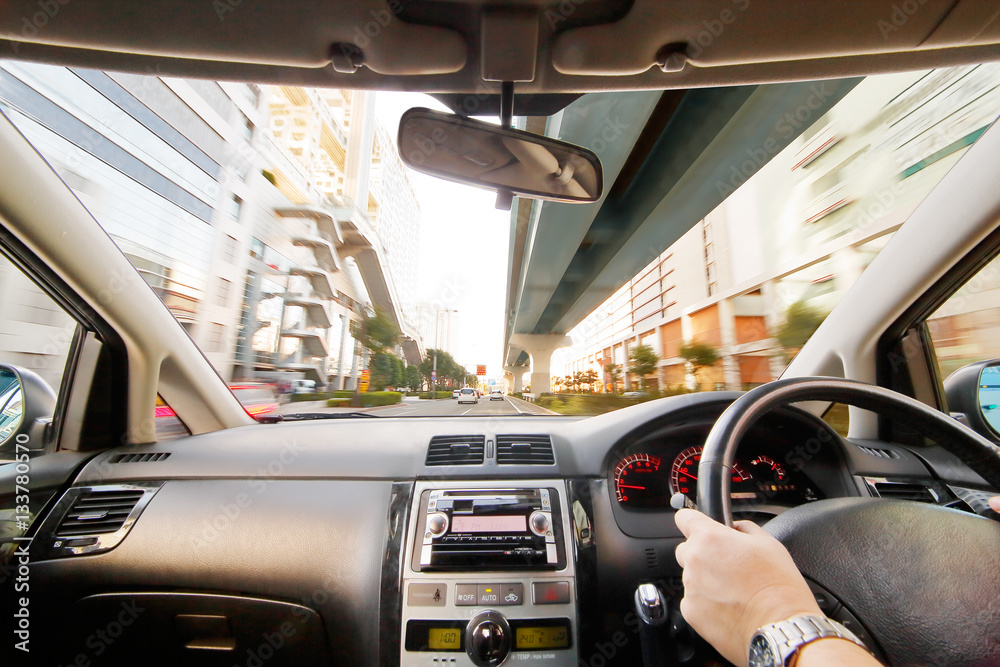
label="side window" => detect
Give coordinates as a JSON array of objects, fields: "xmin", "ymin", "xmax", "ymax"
[
  {"xmin": 0, "ymin": 251, "xmax": 77, "ymax": 459},
  {"xmin": 927, "ymin": 254, "xmax": 1000, "ymax": 381}
]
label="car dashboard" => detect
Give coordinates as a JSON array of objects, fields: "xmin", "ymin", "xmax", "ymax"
[{"xmin": 5, "ymin": 391, "xmax": 995, "ymax": 667}]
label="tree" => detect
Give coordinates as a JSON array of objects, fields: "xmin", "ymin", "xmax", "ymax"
[
  {"xmin": 628, "ymin": 345, "xmax": 661, "ymax": 390},
  {"xmin": 581, "ymin": 369, "xmax": 599, "ymax": 392},
  {"xmin": 679, "ymin": 341, "xmax": 720, "ymax": 386},
  {"xmin": 393, "ymin": 355, "xmax": 406, "ymax": 387},
  {"xmin": 551, "ymin": 376, "xmax": 564, "ymax": 393},
  {"xmin": 405, "ymin": 364, "xmax": 422, "ymax": 391},
  {"xmin": 370, "ymin": 351, "xmax": 399, "ymax": 391},
  {"xmin": 350, "ymin": 307, "xmax": 399, "ymax": 353},
  {"xmin": 350, "ymin": 308, "xmax": 399, "ymax": 397},
  {"xmin": 604, "ymin": 363, "xmax": 622, "ymax": 393},
  {"xmin": 419, "ymin": 348, "xmax": 467, "ymax": 389},
  {"xmin": 777, "ymin": 300, "xmax": 826, "ymax": 352}
]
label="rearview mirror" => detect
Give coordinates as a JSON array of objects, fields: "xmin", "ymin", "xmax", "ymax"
[
  {"xmin": 398, "ymin": 108, "xmax": 603, "ymax": 205},
  {"xmin": 943, "ymin": 360, "xmax": 1000, "ymax": 442}
]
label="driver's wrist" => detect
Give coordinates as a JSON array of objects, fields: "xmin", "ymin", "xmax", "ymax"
[
  {"xmin": 744, "ymin": 603, "xmax": 823, "ymax": 651},
  {"xmin": 788, "ymin": 635, "xmax": 877, "ymax": 666}
]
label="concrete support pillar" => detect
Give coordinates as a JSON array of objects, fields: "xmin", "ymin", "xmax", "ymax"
[
  {"xmin": 335, "ymin": 313, "xmax": 350, "ymax": 390},
  {"xmin": 509, "ymin": 334, "xmax": 573, "ymax": 395},
  {"xmin": 503, "ymin": 367, "xmax": 526, "ymax": 393},
  {"xmin": 718, "ymin": 298, "xmax": 742, "ymax": 390}
]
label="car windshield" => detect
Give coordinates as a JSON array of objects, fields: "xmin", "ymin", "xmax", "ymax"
[{"xmin": 0, "ymin": 61, "xmax": 998, "ymax": 424}]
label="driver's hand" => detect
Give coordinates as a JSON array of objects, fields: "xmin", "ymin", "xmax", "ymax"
[
  {"xmin": 674, "ymin": 508, "xmax": 821, "ymax": 667},
  {"xmin": 990, "ymin": 496, "xmax": 1000, "ymax": 513}
]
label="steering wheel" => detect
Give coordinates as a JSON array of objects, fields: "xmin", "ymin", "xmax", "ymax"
[{"xmin": 697, "ymin": 377, "xmax": 1000, "ymax": 666}]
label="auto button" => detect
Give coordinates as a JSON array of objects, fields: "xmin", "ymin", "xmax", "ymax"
[{"xmin": 478, "ymin": 584, "xmax": 501, "ymax": 605}]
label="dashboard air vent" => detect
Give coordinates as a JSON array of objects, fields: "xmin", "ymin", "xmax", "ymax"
[
  {"xmin": 425, "ymin": 435, "xmax": 485, "ymax": 466},
  {"xmin": 109, "ymin": 452, "xmax": 171, "ymax": 463},
  {"xmin": 56, "ymin": 489, "xmax": 145, "ymax": 537},
  {"xmin": 855, "ymin": 445, "xmax": 899, "ymax": 459},
  {"xmin": 496, "ymin": 435, "xmax": 555, "ymax": 465},
  {"xmin": 870, "ymin": 480, "xmax": 938, "ymax": 503}
]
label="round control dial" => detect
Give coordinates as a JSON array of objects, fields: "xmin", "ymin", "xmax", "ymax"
[
  {"xmin": 466, "ymin": 611, "xmax": 511, "ymax": 667},
  {"xmin": 426, "ymin": 512, "xmax": 449, "ymax": 537},
  {"xmin": 529, "ymin": 510, "xmax": 550, "ymax": 536}
]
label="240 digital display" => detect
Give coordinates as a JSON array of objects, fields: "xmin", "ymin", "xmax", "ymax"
[{"xmin": 515, "ymin": 626, "xmax": 569, "ymax": 649}]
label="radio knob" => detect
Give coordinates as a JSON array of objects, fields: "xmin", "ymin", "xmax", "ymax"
[
  {"xmin": 427, "ymin": 512, "xmax": 449, "ymax": 537},
  {"xmin": 530, "ymin": 511, "xmax": 549, "ymax": 536},
  {"xmin": 466, "ymin": 612, "xmax": 511, "ymax": 667}
]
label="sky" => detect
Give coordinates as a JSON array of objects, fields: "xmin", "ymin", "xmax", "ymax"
[{"xmin": 374, "ymin": 93, "xmax": 512, "ymax": 381}]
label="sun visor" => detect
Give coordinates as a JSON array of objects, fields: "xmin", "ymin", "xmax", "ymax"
[
  {"xmin": 551, "ymin": 0, "xmax": 999, "ymax": 76},
  {"xmin": 0, "ymin": 0, "xmax": 466, "ymax": 75}
]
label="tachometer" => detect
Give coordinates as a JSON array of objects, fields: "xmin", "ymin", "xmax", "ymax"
[
  {"xmin": 748, "ymin": 455, "xmax": 787, "ymax": 482},
  {"xmin": 614, "ymin": 453, "xmax": 668, "ymax": 507},
  {"xmin": 669, "ymin": 446, "xmax": 751, "ymax": 497}
]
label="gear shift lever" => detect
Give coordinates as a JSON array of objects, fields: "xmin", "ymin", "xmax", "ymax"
[{"xmin": 634, "ymin": 583, "xmax": 669, "ymax": 666}]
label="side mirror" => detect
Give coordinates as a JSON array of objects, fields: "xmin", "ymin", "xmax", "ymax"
[
  {"xmin": 943, "ymin": 360, "xmax": 1000, "ymax": 442},
  {"xmin": 398, "ymin": 108, "xmax": 603, "ymax": 205},
  {"xmin": 0, "ymin": 364, "xmax": 55, "ymax": 454}
]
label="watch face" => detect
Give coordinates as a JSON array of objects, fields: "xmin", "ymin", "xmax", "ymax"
[{"xmin": 748, "ymin": 634, "xmax": 777, "ymax": 667}]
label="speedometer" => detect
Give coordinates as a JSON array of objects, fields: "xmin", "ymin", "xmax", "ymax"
[
  {"xmin": 669, "ymin": 446, "xmax": 751, "ymax": 497},
  {"xmin": 614, "ymin": 453, "xmax": 668, "ymax": 507}
]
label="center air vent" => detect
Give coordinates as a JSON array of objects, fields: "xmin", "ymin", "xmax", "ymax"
[
  {"xmin": 56, "ymin": 489, "xmax": 146, "ymax": 537},
  {"xmin": 869, "ymin": 480, "xmax": 938, "ymax": 503},
  {"xmin": 496, "ymin": 435, "xmax": 555, "ymax": 465},
  {"xmin": 425, "ymin": 435, "xmax": 485, "ymax": 466}
]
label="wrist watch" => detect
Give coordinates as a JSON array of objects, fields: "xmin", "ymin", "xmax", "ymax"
[{"xmin": 748, "ymin": 614, "xmax": 869, "ymax": 667}]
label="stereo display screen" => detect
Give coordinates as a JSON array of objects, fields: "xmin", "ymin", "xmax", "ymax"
[{"xmin": 451, "ymin": 515, "xmax": 527, "ymax": 533}]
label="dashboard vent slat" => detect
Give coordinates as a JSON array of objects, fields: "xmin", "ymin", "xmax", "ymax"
[
  {"xmin": 425, "ymin": 436, "xmax": 485, "ymax": 466},
  {"xmin": 55, "ymin": 490, "xmax": 145, "ymax": 537},
  {"xmin": 871, "ymin": 481, "xmax": 937, "ymax": 503},
  {"xmin": 109, "ymin": 452, "xmax": 171, "ymax": 463},
  {"xmin": 856, "ymin": 445, "xmax": 899, "ymax": 459},
  {"xmin": 496, "ymin": 435, "xmax": 555, "ymax": 465}
]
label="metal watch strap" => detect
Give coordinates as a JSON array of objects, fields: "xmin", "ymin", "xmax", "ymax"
[{"xmin": 760, "ymin": 614, "xmax": 868, "ymax": 666}]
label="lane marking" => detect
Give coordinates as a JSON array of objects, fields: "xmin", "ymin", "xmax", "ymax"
[
  {"xmin": 460, "ymin": 407, "xmax": 474, "ymax": 415},
  {"xmin": 507, "ymin": 398, "xmax": 527, "ymax": 415}
]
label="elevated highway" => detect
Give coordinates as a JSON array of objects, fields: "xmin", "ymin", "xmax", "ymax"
[{"xmin": 503, "ymin": 80, "xmax": 860, "ymax": 392}]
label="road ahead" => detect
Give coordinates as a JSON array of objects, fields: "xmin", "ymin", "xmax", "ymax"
[
  {"xmin": 274, "ymin": 395, "xmax": 556, "ymax": 418},
  {"xmin": 373, "ymin": 395, "xmax": 555, "ymax": 417}
]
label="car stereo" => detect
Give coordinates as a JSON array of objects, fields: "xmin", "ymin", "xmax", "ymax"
[
  {"xmin": 401, "ymin": 482, "xmax": 577, "ymax": 667},
  {"xmin": 413, "ymin": 488, "xmax": 565, "ymax": 571}
]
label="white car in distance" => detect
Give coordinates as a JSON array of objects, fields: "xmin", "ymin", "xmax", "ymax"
[{"xmin": 457, "ymin": 388, "xmax": 478, "ymax": 404}]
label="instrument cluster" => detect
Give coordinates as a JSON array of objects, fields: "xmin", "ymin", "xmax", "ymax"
[{"xmin": 613, "ymin": 444, "xmax": 821, "ymax": 510}]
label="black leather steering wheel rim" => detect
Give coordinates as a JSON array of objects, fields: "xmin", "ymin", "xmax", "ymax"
[
  {"xmin": 696, "ymin": 376, "xmax": 1000, "ymax": 665},
  {"xmin": 696, "ymin": 376, "xmax": 1000, "ymax": 526}
]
